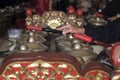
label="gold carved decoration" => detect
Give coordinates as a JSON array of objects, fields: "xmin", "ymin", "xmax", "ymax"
[
  {"xmin": 41, "ymin": 11, "xmax": 67, "ymax": 29},
  {"xmin": 1, "ymin": 60, "xmax": 81, "ymax": 80},
  {"xmin": 85, "ymin": 70, "xmax": 110, "ymax": 80},
  {"xmin": 112, "ymin": 69, "xmax": 120, "ymax": 80},
  {"xmin": 0, "ymin": 59, "xmax": 110, "ymax": 80}
]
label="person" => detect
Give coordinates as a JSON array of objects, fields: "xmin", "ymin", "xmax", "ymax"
[
  {"xmin": 102, "ymin": 0, "xmax": 120, "ymax": 20},
  {"xmin": 57, "ymin": 17, "xmax": 120, "ymax": 44},
  {"xmin": 57, "ymin": 0, "xmax": 120, "ymax": 44}
]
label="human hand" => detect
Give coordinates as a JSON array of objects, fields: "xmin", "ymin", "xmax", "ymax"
[
  {"xmin": 110, "ymin": 42, "xmax": 120, "ymax": 67},
  {"xmin": 107, "ymin": 14, "xmax": 120, "ymax": 22},
  {"xmin": 107, "ymin": 16, "xmax": 117, "ymax": 22},
  {"xmin": 106, "ymin": 41, "xmax": 120, "ymax": 51},
  {"xmin": 57, "ymin": 24, "xmax": 85, "ymax": 36}
]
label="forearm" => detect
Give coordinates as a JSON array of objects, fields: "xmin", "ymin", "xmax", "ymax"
[
  {"xmin": 84, "ymin": 18, "xmax": 120, "ymax": 43},
  {"xmin": 77, "ymin": 27, "xmax": 85, "ymax": 34},
  {"xmin": 84, "ymin": 26, "xmax": 104, "ymax": 42}
]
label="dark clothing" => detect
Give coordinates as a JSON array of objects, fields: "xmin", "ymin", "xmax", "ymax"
[
  {"xmin": 84, "ymin": 0, "xmax": 120, "ymax": 44},
  {"xmin": 53, "ymin": 0, "xmax": 76, "ymax": 13},
  {"xmin": 85, "ymin": 18, "xmax": 120, "ymax": 43},
  {"xmin": 102, "ymin": 0, "xmax": 120, "ymax": 19}
]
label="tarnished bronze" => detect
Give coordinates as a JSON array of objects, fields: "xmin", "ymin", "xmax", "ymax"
[
  {"xmin": 87, "ymin": 15, "xmax": 107, "ymax": 27},
  {"xmin": 15, "ymin": 42, "xmax": 48, "ymax": 53},
  {"xmin": 15, "ymin": 30, "xmax": 48, "ymax": 53},
  {"xmin": 55, "ymin": 36, "xmax": 73, "ymax": 51},
  {"xmin": 66, "ymin": 43, "xmax": 97, "ymax": 64},
  {"xmin": 0, "ymin": 39, "xmax": 13, "ymax": 52},
  {"xmin": 17, "ymin": 31, "xmax": 46, "ymax": 44},
  {"xmin": 55, "ymin": 35, "xmax": 97, "ymax": 64}
]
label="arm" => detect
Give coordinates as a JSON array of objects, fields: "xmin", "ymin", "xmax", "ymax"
[
  {"xmin": 85, "ymin": 18, "xmax": 120, "ymax": 43},
  {"xmin": 58, "ymin": 18, "xmax": 120, "ymax": 44}
]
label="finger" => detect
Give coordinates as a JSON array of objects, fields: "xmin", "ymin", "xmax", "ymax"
[
  {"xmin": 63, "ymin": 28, "xmax": 73, "ymax": 35},
  {"xmin": 63, "ymin": 31, "xmax": 67, "ymax": 36},
  {"xmin": 57, "ymin": 24, "xmax": 71, "ymax": 30}
]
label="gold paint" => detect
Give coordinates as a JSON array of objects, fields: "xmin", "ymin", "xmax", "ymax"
[
  {"xmin": 25, "ymin": 16, "xmax": 32, "ymax": 25},
  {"xmin": 0, "ymin": 60, "xmax": 82, "ymax": 79},
  {"xmin": 85, "ymin": 70, "xmax": 109, "ymax": 80},
  {"xmin": 76, "ymin": 18, "xmax": 84, "ymax": 26},
  {"xmin": 68, "ymin": 15, "xmax": 77, "ymax": 23},
  {"xmin": 12, "ymin": 63, "xmax": 22, "ymax": 68},
  {"xmin": 112, "ymin": 75, "xmax": 120, "ymax": 80},
  {"xmin": 58, "ymin": 64, "xmax": 68, "ymax": 68},
  {"xmin": 27, "ymin": 62, "xmax": 39, "ymax": 67},
  {"xmin": 112, "ymin": 70, "xmax": 120, "ymax": 80},
  {"xmin": 42, "ymin": 11, "xmax": 67, "ymax": 29}
]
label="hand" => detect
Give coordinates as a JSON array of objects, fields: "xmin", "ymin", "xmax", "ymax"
[
  {"xmin": 106, "ymin": 44, "xmax": 114, "ymax": 51},
  {"xmin": 107, "ymin": 16, "xmax": 117, "ymax": 22},
  {"xmin": 106, "ymin": 42, "xmax": 120, "ymax": 51},
  {"xmin": 57, "ymin": 24, "xmax": 85, "ymax": 36},
  {"xmin": 107, "ymin": 14, "xmax": 120, "ymax": 22},
  {"xmin": 110, "ymin": 42, "xmax": 120, "ymax": 67}
]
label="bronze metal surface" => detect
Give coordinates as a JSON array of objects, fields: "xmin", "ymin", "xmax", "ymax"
[
  {"xmin": 87, "ymin": 15, "xmax": 107, "ymax": 27},
  {"xmin": 15, "ymin": 42, "xmax": 48, "ymax": 53}
]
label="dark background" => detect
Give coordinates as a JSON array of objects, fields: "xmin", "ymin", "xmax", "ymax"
[
  {"xmin": 0, "ymin": 0, "xmax": 120, "ymax": 17},
  {"xmin": 0, "ymin": 0, "xmax": 30, "ymax": 8},
  {"xmin": 102, "ymin": 0, "xmax": 120, "ymax": 18}
]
